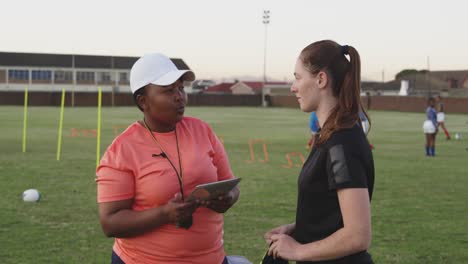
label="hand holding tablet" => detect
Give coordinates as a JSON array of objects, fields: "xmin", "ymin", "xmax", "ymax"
[{"xmin": 188, "ymin": 178, "xmax": 241, "ymax": 202}]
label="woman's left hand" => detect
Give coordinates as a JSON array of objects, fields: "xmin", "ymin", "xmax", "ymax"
[
  {"xmin": 268, "ymin": 234, "xmax": 302, "ymax": 261},
  {"xmin": 201, "ymin": 186, "xmax": 239, "ymax": 213}
]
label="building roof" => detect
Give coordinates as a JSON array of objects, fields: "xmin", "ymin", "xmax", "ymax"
[
  {"xmin": 0, "ymin": 51, "xmax": 190, "ymax": 70},
  {"xmin": 429, "ymin": 70, "xmax": 468, "ymax": 82},
  {"xmin": 205, "ymin": 81, "xmax": 289, "ymax": 93},
  {"xmin": 205, "ymin": 82, "xmax": 234, "ymax": 93}
]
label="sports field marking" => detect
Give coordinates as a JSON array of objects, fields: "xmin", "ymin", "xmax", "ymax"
[
  {"xmin": 245, "ymin": 139, "xmax": 269, "ymax": 163},
  {"xmin": 282, "ymin": 152, "xmax": 305, "ymax": 168}
]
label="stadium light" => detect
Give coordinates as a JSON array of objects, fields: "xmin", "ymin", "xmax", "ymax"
[{"xmin": 262, "ymin": 10, "xmax": 270, "ymax": 107}]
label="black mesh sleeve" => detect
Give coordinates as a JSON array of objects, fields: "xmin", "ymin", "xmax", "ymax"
[{"xmin": 327, "ymin": 144, "xmax": 368, "ymax": 190}]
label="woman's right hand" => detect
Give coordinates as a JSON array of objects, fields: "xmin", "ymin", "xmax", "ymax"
[
  {"xmin": 164, "ymin": 193, "xmax": 199, "ymax": 224},
  {"xmin": 99, "ymin": 193, "xmax": 199, "ymax": 238},
  {"xmin": 264, "ymin": 223, "xmax": 295, "ymax": 244}
]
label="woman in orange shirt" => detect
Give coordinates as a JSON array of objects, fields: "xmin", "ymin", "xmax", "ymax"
[{"xmin": 96, "ymin": 53, "xmax": 240, "ymax": 264}]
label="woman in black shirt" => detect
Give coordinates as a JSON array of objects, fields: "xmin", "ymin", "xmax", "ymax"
[{"xmin": 264, "ymin": 40, "xmax": 374, "ymax": 263}]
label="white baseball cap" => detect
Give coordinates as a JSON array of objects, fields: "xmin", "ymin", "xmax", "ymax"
[{"xmin": 130, "ymin": 53, "xmax": 195, "ymax": 93}]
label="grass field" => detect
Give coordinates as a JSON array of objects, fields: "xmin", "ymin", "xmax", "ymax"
[{"xmin": 0, "ymin": 106, "xmax": 467, "ymax": 264}]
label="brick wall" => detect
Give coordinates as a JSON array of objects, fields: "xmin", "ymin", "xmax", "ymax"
[
  {"xmin": 268, "ymin": 95, "xmax": 468, "ymax": 114},
  {"xmin": 366, "ymin": 96, "xmax": 468, "ymax": 113},
  {"xmin": 0, "ymin": 91, "xmax": 262, "ymax": 107},
  {"xmin": 0, "ymin": 92, "xmax": 466, "ymax": 113}
]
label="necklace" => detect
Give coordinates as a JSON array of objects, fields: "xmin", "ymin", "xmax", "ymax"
[{"xmin": 142, "ymin": 118, "xmax": 185, "ymax": 200}]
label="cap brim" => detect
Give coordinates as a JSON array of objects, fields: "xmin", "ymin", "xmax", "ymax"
[{"xmin": 151, "ymin": 70, "xmax": 195, "ymax": 86}]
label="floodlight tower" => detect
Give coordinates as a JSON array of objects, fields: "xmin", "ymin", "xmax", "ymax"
[{"xmin": 262, "ymin": 10, "xmax": 270, "ymax": 107}]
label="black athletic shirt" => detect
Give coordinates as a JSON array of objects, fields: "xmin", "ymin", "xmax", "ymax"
[{"xmin": 292, "ymin": 124, "xmax": 375, "ymax": 264}]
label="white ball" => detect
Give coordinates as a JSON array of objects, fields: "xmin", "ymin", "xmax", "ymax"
[{"xmin": 22, "ymin": 189, "xmax": 41, "ymax": 202}]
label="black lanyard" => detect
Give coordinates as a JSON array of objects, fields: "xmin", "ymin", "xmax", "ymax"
[{"xmin": 143, "ymin": 119, "xmax": 185, "ymax": 200}]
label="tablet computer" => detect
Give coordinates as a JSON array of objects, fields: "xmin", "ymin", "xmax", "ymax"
[{"xmin": 187, "ymin": 178, "xmax": 241, "ymax": 201}]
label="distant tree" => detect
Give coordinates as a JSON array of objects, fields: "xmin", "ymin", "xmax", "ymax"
[
  {"xmin": 395, "ymin": 69, "xmax": 418, "ymax": 79},
  {"xmin": 395, "ymin": 69, "xmax": 429, "ymax": 80}
]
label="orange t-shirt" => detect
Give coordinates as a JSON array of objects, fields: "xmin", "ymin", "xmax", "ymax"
[{"xmin": 96, "ymin": 117, "xmax": 234, "ymax": 264}]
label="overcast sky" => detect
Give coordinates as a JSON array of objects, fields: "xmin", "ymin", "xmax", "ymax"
[{"xmin": 1, "ymin": 0, "xmax": 467, "ymax": 82}]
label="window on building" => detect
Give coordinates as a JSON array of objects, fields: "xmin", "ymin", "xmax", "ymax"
[
  {"xmin": 0, "ymin": 70, "xmax": 6, "ymax": 83},
  {"xmin": 98, "ymin": 72, "xmax": 112, "ymax": 82},
  {"xmin": 449, "ymin": 79, "xmax": 459, "ymax": 89},
  {"xmin": 77, "ymin": 71, "xmax": 95, "ymax": 82},
  {"xmin": 119, "ymin": 72, "xmax": 129, "ymax": 82},
  {"xmin": 32, "ymin": 70, "xmax": 52, "ymax": 81},
  {"xmin": 8, "ymin": 69, "xmax": 29, "ymax": 81},
  {"xmin": 54, "ymin": 71, "xmax": 73, "ymax": 82}
]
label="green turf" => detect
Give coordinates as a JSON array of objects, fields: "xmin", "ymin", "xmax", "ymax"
[{"xmin": 0, "ymin": 106, "xmax": 467, "ymax": 263}]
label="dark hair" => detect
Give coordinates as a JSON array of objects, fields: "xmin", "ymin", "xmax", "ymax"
[
  {"xmin": 133, "ymin": 86, "xmax": 146, "ymax": 112},
  {"xmin": 299, "ymin": 40, "xmax": 369, "ymax": 145},
  {"xmin": 427, "ymin": 97, "xmax": 435, "ymax": 105}
]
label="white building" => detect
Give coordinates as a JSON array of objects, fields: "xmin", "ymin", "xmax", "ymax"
[{"xmin": 0, "ymin": 52, "xmax": 192, "ymax": 93}]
